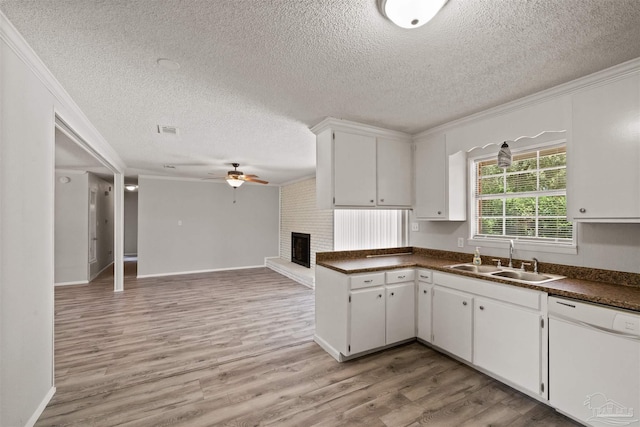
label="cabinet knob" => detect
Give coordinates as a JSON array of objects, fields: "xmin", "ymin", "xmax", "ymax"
[
  {"xmin": 579, "ymin": 208, "xmax": 586, "ymax": 213},
  {"xmin": 423, "ymin": 290, "xmax": 427, "ymax": 294},
  {"xmin": 380, "ymin": 198, "xmax": 384, "ymax": 202},
  {"xmin": 378, "ymin": 294, "xmax": 382, "ymax": 298},
  {"xmin": 462, "ymin": 301, "xmax": 467, "ymax": 306},
  {"xmin": 437, "ymin": 211, "xmax": 442, "ymax": 215},
  {"xmin": 370, "ymin": 199, "xmax": 375, "ymax": 203},
  {"xmin": 479, "ymin": 306, "xmax": 485, "ymax": 310},
  {"xmin": 390, "ymin": 292, "xmax": 395, "ymax": 296}
]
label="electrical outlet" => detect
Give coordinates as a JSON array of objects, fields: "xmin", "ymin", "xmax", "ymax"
[
  {"xmin": 457, "ymin": 237, "xmax": 464, "ymax": 248},
  {"xmin": 411, "ymin": 222, "xmax": 419, "ymax": 232}
]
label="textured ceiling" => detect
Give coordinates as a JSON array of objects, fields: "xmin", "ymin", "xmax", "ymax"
[{"xmin": 3, "ymin": 0, "xmax": 640, "ymax": 184}]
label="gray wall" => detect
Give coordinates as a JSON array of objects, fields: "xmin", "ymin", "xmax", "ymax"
[
  {"xmin": 124, "ymin": 190, "xmax": 138, "ymax": 255},
  {"xmin": 88, "ymin": 173, "xmax": 114, "ymax": 280},
  {"xmin": 137, "ymin": 177, "xmax": 280, "ymax": 277},
  {"xmin": 1, "ymin": 40, "xmax": 55, "ymax": 426},
  {"xmin": 55, "ymin": 172, "xmax": 89, "ymax": 284}
]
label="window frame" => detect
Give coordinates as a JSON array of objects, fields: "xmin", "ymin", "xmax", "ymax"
[{"xmin": 467, "ymin": 140, "xmax": 577, "ymax": 255}]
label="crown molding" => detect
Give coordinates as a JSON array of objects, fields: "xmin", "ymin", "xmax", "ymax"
[
  {"xmin": 0, "ymin": 10, "xmax": 126, "ymax": 173},
  {"xmin": 310, "ymin": 117, "xmax": 412, "ymax": 140}
]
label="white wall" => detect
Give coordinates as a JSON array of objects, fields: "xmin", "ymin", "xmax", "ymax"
[
  {"xmin": 54, "ymin": 172, "xmax": 89, "ymax": 284},
  {"xmin": 1, "ymin": 39, "xmax": 55, "ymax": 427},
  {"xmin": 137, "ymin": 177, "xmax": 279, "ymax": 277},
  {"xmin": 124, "ymin": 191, "xmax": 138, "ymax": 255},
  {"xmin": 280, "ymin": 178, "xmax": 334, "ymax": 268},
  {"xmin": 88, "ymin": 174, "xmax": 114, "ymax": 280}
]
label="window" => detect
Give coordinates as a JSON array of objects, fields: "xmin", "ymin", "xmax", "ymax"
[
  {"xmin": 334, "ymin": 209, "xmax": 409, "ymax": 251},
  {"xmin": 471, "ymin": 145, "xmax": 574, "ymax": 247}
]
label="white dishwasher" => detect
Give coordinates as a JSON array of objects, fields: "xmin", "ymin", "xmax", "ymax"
[{"xmin": 549, "ymin": 296, "xmax": 640, "ymax": 427}]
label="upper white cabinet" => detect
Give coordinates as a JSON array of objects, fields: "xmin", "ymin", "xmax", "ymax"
[
  {"xmin": 312, "ymin": 118, "xmax": 413, "ymax": 209},
  {"xmin": 568, "ymin": 72, "xmax": 640, "ymax": 222},
  {"xmin": 414, "ymin": 133, "xmax": 466, "ymax": 221}
]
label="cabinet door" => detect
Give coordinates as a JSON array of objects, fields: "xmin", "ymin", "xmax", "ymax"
[
  {"xmin": 377, "ymin": 137, "xmax": 412, "ymax": 206},
  {"xmin": 417, "ymin": 283, "xmax": 432, "ymax": 342},
  {"xmin": 414, "ymin": 135, "xmax": 446, "ymax": 219},
  {"xmin": 334, "ymin": 131, "xmax": 377, "ymax": 206},
  {"xmin": 349, "ymin": 287, "xmax": 385, "ymax": 354},
  {"xmin": 474, "ymin": 297, "xmax": 542, "ymax": 395},
  {"xmin": 386, "ymin": 282, "xmax": 415, "ymax": 344},
  {"xmin": 414, "ymin": 135, "xmax": 466, "ymax": 220},
  {"xmin": 569, "ymin": 73, "xmax": 640, "ymax": 220},
  {"xmin": 432, "ymin": 286, "xmax": 473, "ymax": 362}
]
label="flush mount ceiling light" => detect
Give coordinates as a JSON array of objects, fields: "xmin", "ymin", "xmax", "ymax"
[
  {"xmin": 497, "ymin": 141, "xmax": 512, "ymax": 168},
  {"xmin": 378, "ymin": 0, "xmax": 447, "ymax": 29}
]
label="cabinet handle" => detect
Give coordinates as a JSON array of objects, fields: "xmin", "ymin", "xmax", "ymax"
[
  {"xmin": 398, "ymin": 275, "xmax": 405, "ymax": 279},
  {"xmin": 479, "ymin": 305, "xmax": 484, "ymax": 310},
  {"xmin": 423, "ymin": 290, "xmax": 427, "ymax": 294},
  {"xmin": 378, "ymin": 294, "xmax": 382, "ymax": 298},
  {"xmin": 579, "ymin": 208, "xmax": 586, "ymax": 213},
  {"xmin": 420, "ymin": 275, "xmax": 429, "ymax": 279},
  {"xmin": 364, "ymin": 280, "xmax": 373, "ymax": 283},
  {"xmin": 462, "ymin": 301, "xmax": 467, "ymax": 306}
]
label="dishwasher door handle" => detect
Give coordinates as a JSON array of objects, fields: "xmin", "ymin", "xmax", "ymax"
[{"xmin": 550, "ymin": 314, "xmax": 640, "ymax": 341}]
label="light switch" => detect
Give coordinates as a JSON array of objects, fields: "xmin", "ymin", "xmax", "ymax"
[
  {"xmin": 178, "ymin": 220, "xmax": 183, "ymax": 226},
  {"xmin": 457, "ymin": 238, "xmax": 464, "ymax": 248},
  {"xmin": 411, "ymin": 222, "xmax": 419, "ymax": 232}
]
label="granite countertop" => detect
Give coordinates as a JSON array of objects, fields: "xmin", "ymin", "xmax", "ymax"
[{"xmin": 316, "ymin": 248, "xmax": 640, "ymax": 312}]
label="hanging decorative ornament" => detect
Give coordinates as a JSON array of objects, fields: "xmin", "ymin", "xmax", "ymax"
[{"xmin": 497, "ymin": 141, "xmax": 512, "ymax": 168}]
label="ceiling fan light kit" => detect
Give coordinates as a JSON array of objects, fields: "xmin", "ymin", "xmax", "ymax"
[
  {"xmin": 378, "ymin": 0, "xmax": 447, "ymax": 29},
  {"xmin": 226, "ymin": 178, "xmax": 244, "ymax": 188}
]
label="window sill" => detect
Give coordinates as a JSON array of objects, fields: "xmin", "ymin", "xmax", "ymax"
[{"xmin": 467, "ymin": 238, "xmax": 577, "ymax": 255}]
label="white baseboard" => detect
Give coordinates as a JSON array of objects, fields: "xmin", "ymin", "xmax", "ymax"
[
  {"xmin": 25, "ymin": 386, "xmax": 55, "ymax": 427},
  {"xmin": 136, "ymin": 264, "xmax": 266, "ymax": 279},
  {"xmin": 54, "ymin": 280, "xmax": 89, "ymax": 286}
]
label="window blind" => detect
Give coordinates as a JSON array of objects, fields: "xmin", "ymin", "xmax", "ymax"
[
  {"xmin": 473, "ymin": 145, "xmax": 573, "ymax": 243},
  {"xmin": 334, "ymin": 209, "xmax": 408, "ymax": 251}
]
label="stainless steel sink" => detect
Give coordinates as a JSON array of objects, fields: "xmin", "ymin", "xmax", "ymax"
[
  {"xmin": 446, "ymin": 263, "xmax": 565, "ymax": 285},
  {"xmin": 448, "ymin": 264, "xmax": 501, "ymax": 274},
  {"xmin": 491, "ymin": 270, "xmax": 557, "ymax": 283}
]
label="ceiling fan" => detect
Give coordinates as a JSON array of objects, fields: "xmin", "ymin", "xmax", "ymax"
[{"xmin": 206, "ymin": 163, "xmax": 268, "ymax": 188}]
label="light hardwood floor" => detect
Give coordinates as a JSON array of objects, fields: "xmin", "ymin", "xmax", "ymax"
[{"xmin": 37, "ymin": 263, "xmax": 580, "ymax": 426}]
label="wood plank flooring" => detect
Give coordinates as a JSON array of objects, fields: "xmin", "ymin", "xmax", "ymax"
[{"xmin": 37, "ymin": 263, "xmax": 581, "ymax": 426}]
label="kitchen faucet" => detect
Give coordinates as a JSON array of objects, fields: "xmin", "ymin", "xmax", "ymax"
[
  {"xmin": 532, "ymin": 257, "xmax": 539, "ymax": 274},
  {"xmin": 508, "ymin": 239, "xmax": 514, "ymax": 268}
]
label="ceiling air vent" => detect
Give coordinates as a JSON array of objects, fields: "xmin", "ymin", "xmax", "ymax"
[{"xmin": 157, "ymin": 125, "xmax": 179, "ymax": 136}]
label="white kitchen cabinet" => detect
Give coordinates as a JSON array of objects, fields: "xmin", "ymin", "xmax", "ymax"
[
  {"xmin": 386, "ymin": 282, "xmax": 415, "ymax": 344},
  {"xmin": 416, "ymin": 269, "xmax": 433, "ymax": 343},
  {"xmin": 334, "ymin": 131, "xmax": 377, "ymax": 206},
  {"xmin": 432, "ymin": 285, "xmax": 473, "ymax": 362},
  {"xmin": 377, "ymin": 137, "xmax": 413, "ymax": 206},
  {"xmin": 414, "ymin": 133, "xmax": 466, "ymax": 221},
  {"xmin": 474, "ymin": 297, "xmax": 543, "ymax": 395},
  {"xmin": 568, "ymin": 72, "xmax": 640, "ymax": 222},
  {"xmin": 312, "ymin": 117, "xmax": 412, "ymax": 209},
  {"xmin": 349, "ymin": 286, "xmax": 386, "ymax": 354}
]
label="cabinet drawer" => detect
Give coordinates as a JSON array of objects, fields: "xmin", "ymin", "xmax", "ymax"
[
  {"xmin": 350, "ymin": 273, "xmax": 385, "ymax": 289},
  {"xmin": 385, "ymin": 269, "xmax": 415, "ymax": 284},
  {"xmin": 416, "ymin": 269, "xmax": 433, "ymax": 283}
]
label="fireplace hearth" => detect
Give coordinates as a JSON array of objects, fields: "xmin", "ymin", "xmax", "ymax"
[{"xmin": 291, "ymin": 232, "xmax": 311, "ymax": 268}]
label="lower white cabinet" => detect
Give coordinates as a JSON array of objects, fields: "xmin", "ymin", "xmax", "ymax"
[
  {"xmin": 474, "ymin": 297, "xmax": 543, "ymax": 395},
  {"xmin": 349, "ymin": 287, "xmax": 386, "ymax": 354},
  {"xmin": 386, "ymin": 282, "xmax": 415, "ymax": 344},
  {"xmin": 432, "ymin": 286, "xmax": 473, "ymax": 362}
]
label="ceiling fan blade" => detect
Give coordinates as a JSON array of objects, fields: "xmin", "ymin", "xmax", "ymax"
[
  {"xmin": 244, "ymin": 176, "xmax": 269, "ymax": 184},
  {"xmin": 243, "ymin": 174, "xmax": 259, "ymax": 178}
]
